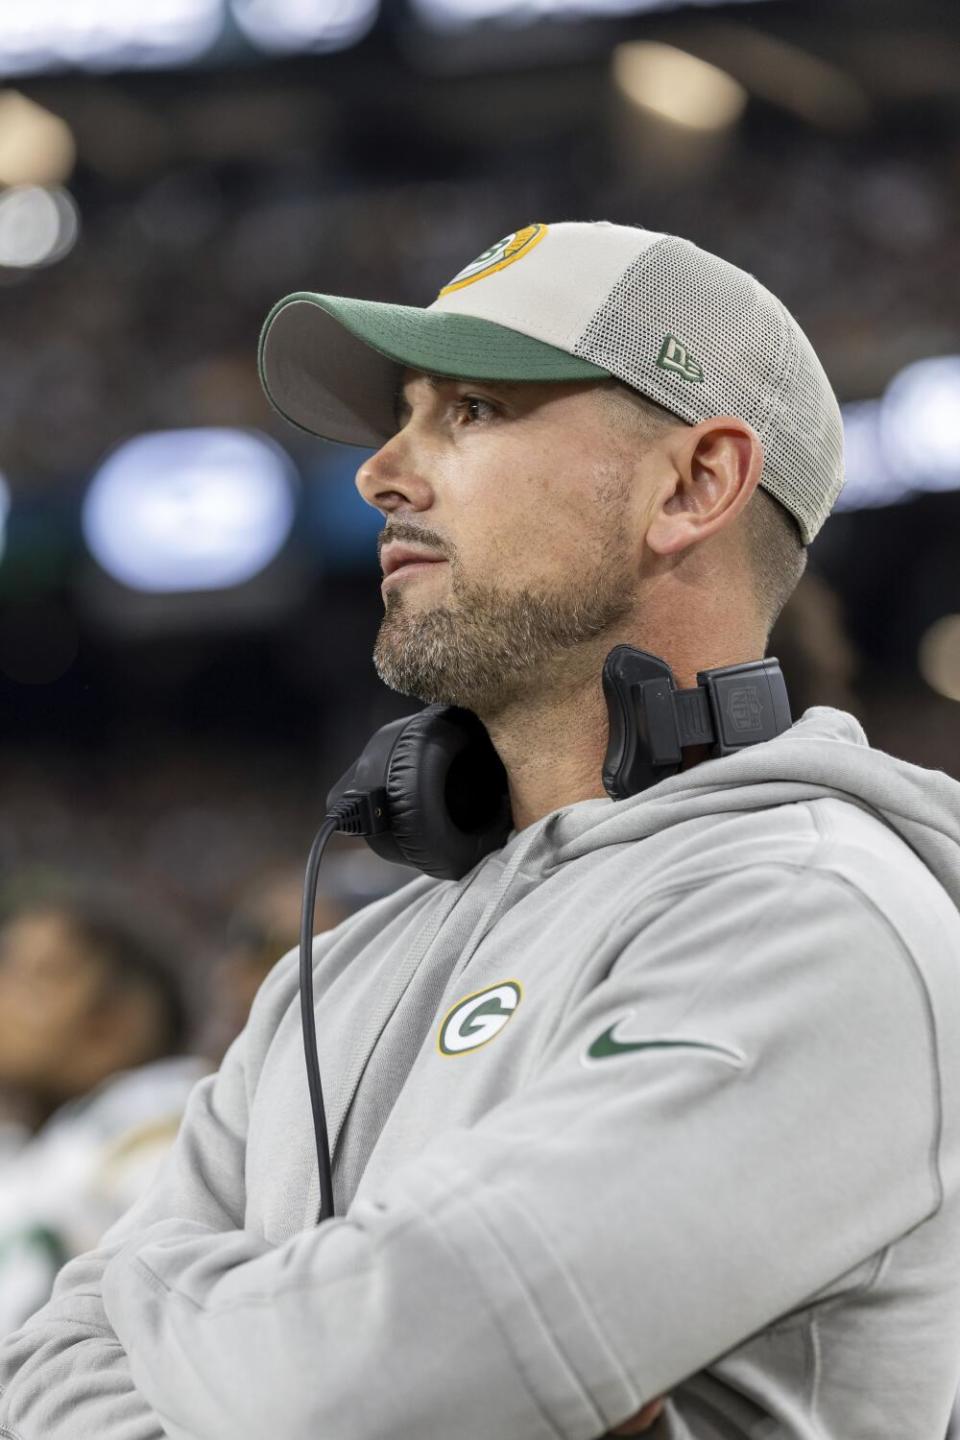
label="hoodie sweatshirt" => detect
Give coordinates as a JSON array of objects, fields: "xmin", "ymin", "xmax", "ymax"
[{"xmin": 3, "ymin": 706, "xmax": 960, "ymax": 1440}]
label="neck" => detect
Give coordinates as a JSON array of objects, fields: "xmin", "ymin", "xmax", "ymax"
[
  {"xmin": 486, "ymin": 669, "xmax": 612, "ymax": 835},
  {"xmin": 483, "ymin": 627, "xmax": 765, "ymax": 834}
]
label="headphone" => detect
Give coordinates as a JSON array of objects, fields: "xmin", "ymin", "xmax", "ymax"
[
  {"xmin": 324, "ymin": 645, "xmax": 792, "ymax": 882},
  {"xmin": 303, "ymin": 645, "xmax": 792, "ymax": 1220}
]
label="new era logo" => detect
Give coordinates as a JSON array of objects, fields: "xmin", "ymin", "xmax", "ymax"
[{"xmin": 657, "ymin": 334, "xmax": 703, "ymax": 383}]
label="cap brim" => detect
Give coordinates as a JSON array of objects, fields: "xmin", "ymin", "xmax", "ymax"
[{"xmin": 258, "ymin": 292, "xmax": 612, "ymax": 447}]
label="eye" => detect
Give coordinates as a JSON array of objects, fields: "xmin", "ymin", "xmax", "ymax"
[{"xmin": 456, "ymin": 394, "xmax": 498, "ymax": 424}]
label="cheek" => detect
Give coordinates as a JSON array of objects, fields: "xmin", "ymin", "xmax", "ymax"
[
  {"xmin": 453, "ymin": 439, "xmax": 614, "ymax": 578},
  {"xmin": 0, "ymin": 975, "xmax": 88, "ymax": 1040},
  {"xmin": 495, "ymin": 510, "xmax": 591, "ymax": 587},
  {"xmin": 0, "ymin": 1000, "xmax": 65, "ymax": 1079}
]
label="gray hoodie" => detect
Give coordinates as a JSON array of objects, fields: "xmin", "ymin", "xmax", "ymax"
[{"xmin": 3, "ymin": 706, "xmax": 960, "ymax": 1440}]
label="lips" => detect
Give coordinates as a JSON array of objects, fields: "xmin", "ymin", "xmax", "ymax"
[
  {"xmin": 392, "ymin": 558, "xmax": 443, "ymax": 575},
  {"xmin": 381, "ymin": 544, "xmax": 446, "ymax": 577},
  {"xmin": 381, "ymin": 558, "xmax": 447, "ymax": 587}
]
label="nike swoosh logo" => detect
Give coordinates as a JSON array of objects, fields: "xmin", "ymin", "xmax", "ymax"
[{"xmin": 585, "ymin": 1021, "xmax": 746, "ymax": 1067}]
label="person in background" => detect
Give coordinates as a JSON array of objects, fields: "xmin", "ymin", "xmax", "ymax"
[
  {"xmin": 0, "ymin": 880, "xmax": 209, "ymax": 1335},
  {"xmin": 200, "ymin": 864, "xmax": 352, "ymax": 1067}
]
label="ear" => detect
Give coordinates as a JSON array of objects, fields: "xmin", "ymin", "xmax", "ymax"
[{"xmin": 646, "ymin": 416, "xmax": 763, "ymax": 558}]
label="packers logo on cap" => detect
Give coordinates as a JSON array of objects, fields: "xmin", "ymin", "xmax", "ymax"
[{"xmin": 438, "ymin": 224, "xmax": 548, "ymax": 296}]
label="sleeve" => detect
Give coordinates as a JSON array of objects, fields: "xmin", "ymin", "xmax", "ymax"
[
  {"xmin": 95, "ymin": 864, "xmax": 943, "ymax": 1440},
  {"xmin": 0, "ymin": 1022, "xmax": 250, "ymax": 1440}
]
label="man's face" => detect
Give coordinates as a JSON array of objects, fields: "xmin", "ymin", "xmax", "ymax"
[
  {"xmin": 0, "ymin": 909, "xmax": 110, "ymax": 1097},
  {"xmin": 356, "ymin": 373, "xmax": 659, "ymax": 718}
]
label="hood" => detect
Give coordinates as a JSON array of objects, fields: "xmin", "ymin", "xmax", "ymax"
[{"xmin": 501, "ymin": 708, "xmax": 960, "ymax": 914}]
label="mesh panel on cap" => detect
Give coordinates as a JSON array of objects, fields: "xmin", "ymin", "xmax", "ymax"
[
  {"xmin": 763, "ymin": 311, "xmax": 845, "ymax": 542},
  {"xmin": 572, "ymin": 236, "xmax": 844, "ymax": 544}
]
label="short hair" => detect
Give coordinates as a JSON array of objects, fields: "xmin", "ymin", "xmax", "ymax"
[
  {"xmin": 601, "ymin": 379, "xmax": 807, "ymax": 635},
  {"xmin": 0, "ymin": 881, "xmax": 190, "ymax": 1061},
  {"xmin": 742, "ymin": 486, "xmax": 807, "ymax": 638}
]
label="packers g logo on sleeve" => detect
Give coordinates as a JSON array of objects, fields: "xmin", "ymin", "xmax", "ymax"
[
  {"xmin": 438, "ymin": 225, "xmax": 548, "ymax": 296},
  {"xmin": 437, "ymin": 980, "xmax": 523, "ymax": 1056}
]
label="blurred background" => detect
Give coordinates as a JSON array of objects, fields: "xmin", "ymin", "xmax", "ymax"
[{"xmin": 1, "ymin": 0, "xmax": 959, "ymax": 1333}]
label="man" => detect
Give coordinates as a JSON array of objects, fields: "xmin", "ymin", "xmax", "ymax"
[
  {"xmin": 0, "ymin": 882, "xmax": 206, "ymax": 1335},
  {"xmin": 3, "ymin": 221, "xmax": 960, "ymax": 1438}
]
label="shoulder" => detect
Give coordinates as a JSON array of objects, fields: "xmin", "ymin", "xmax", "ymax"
[
  {"xmin": 776, "ymin": 796, "xmax": 960, "ymax": 992},
  {"xmin": 625, "ymin": 796, "xmax": 960, "ymax": 1132},
  {"xmin": 648, "ymin": 793, "xmax": 957, "ymax": 938},
  {"xmin": 615, "ymin": 794, "xmax": 960, "ymax": 1046}
]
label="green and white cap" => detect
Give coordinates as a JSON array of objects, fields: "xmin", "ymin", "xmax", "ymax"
[{"xmin": 258, "ymin": 220, "xmax": 844, "ymax": 544}]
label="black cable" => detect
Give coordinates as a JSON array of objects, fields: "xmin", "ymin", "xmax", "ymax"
[
  {"xmin": 299, "ymin": 815, "xmax": 340, "ymax": 1227},
  {"xmin": 301, "ymin": 788, "xmax": 390, "ymax": 1227}
]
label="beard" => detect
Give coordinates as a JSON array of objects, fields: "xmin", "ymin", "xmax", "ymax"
[{"xmin": 372, "ymin": 477, "xmax": 637, "ymax": 720}]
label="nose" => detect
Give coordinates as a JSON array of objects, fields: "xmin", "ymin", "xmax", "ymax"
[{"xmin": 354, "ymin": 429, "xmax": 433, "ymax": 518}]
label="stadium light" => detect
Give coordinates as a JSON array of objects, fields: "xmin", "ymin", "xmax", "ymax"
[
  {"xmin": 919, "ymin": 615, "xmax": 960, "ymax": 704},
  {"xmin": 835, "ymin": 355, "xmax": 960, "ymax": 515},
  {"xmin": 879, "ymin": 354, "xmax": 960, "ymax": 492},
  {"xmin": 0, "ymin": 0, "xmax": 223, "ymax": 75},
  {"xmin": 411, "ymin": 0, "xmax": 772, "ymax": 30},
  {"xmin": 612, "ymin": 41, "xmax": 747, "ymax": 132},
  {"xmin": 82, "ymin": 429, "xmax": 298, "ymax": 593},
  {"xmin": 0, "ymin": 185, "xmax": 79, "ymax": 268},
  {"xmin": 0, "ymin": 91, "xmax": 76, "ymax": 187},
  {"xmin": 232, "ymin": 0, "xmax": 379, "ymax": 54},
  {"xmin": 833, "ymin": 400, "xmax": 904, "ymax": 512}
]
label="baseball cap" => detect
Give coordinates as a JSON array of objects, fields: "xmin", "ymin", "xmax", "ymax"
[{"xmin": 258, "ymin": 221, "xmax": 844, "ymax": 544}]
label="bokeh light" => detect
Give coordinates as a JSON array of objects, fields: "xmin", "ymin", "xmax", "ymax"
[
  {"xmin": 880, "ymin": 354, "xmax": 960, "ymax": 492},
  {"xmin": 0, "ymin": 0, "xmax": 224, "ymax": 74},
  {"xmin": 412, "ymin": 0, "xmax": 768, "ymax": 26},
  {"xmin": 834, "ymin": 400, "xmax": 900, "ymax": 511},
  {"xmin": 82, "ymin": 429, "xmax": 299, "ymax": 593},
  {"xmin": 0, "ymin": 91, "xmax": 76, "ymax": 187},
  {"xmin": 0, "ymin": 185, "xmax": 79, "ymax": 268},
  {"xmin": 232, "ymin": 0, "xmax": 379, "ymax": 54},
  {"xmin": 919, "ymin": 615, "xmax": 960, "ymax": 703},
  {"xmin": 612, "ymin": 41, "xmax": 748, "ymax": 132}
]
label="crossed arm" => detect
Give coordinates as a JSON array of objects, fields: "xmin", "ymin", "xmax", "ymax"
[{"xmin": 0, "ymin": 866, "xmax": 939, "ymax": 1440}]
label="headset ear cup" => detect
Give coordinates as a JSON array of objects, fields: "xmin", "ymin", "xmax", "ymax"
[{"xmin": 384, "ymin": 705, "xmax": 513, "ymax": 881}]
